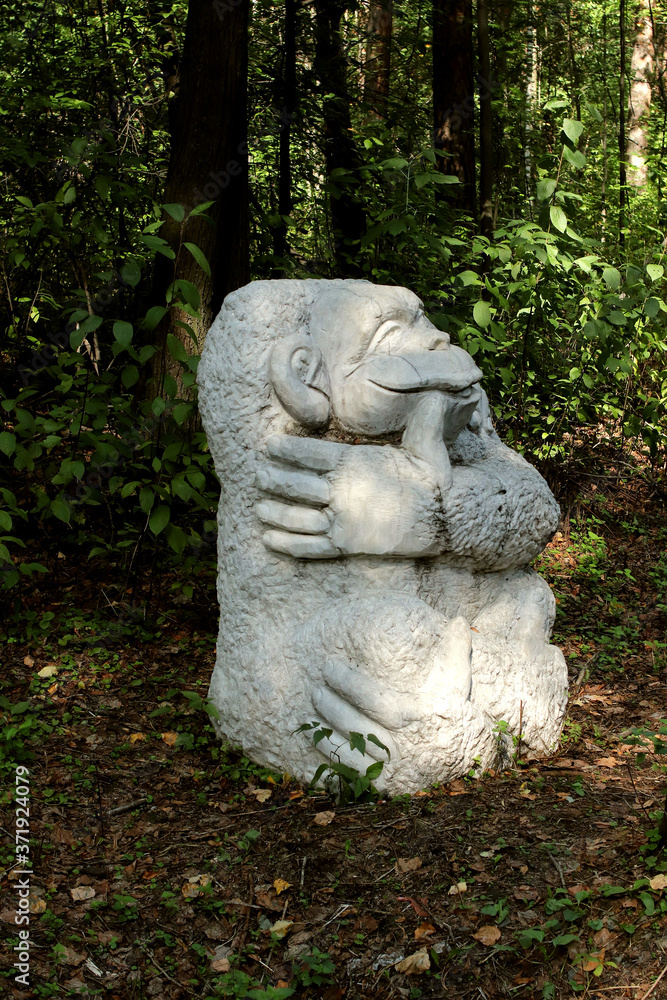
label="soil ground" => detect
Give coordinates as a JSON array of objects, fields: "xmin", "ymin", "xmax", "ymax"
[{"xmin": 1, "ymin": 443, "xmax": 667, "ymax": 999}]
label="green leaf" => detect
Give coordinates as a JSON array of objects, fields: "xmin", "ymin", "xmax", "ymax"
[
  {"xmin": 349, "ymin": 732, "xmax": 366, "ymax": 755},
  {"xmin": 550, "ymin": 206, "xmax": 568, "ymax": 232},
  {"xmin": 188, "ymin": 200, "xmax": 214, "ymax": 218},
  {"xmin": 163, "ymin": 203, "xmax": 185, "ymax": 222},
  {"xmin": 0, "ymin": 432, "xmax": 16, "ymax": 456},
  {"xmin": 143, "ymin": 306, "xmax": 168, "ymax": 331},
  {"xmin": 365, "ymin": 760, "xmax": 384, "ymax": 781},
  {"xmin": 536, "ymin": 178, "xmax": 557, "ymax": 202},
  {"xmin": 166, "ymin": 524, "xmax": 188, "ymax": 555},
  {"xmin": 458, "ymin": 270, "xmax": 482, "ymax": 286},
  {"xmin": 184, "ymin": 242, "xmax": 211, "ymax": 277},
  {"xmin": 562, "ymin": 145, "xmax": 586, "ymax": 170},
  {"xmin": 562, "ymin": 118, "xmax": 584, "ymax": 144},
  {"xmin": 50, "ymin": 499, "xmax": 71, "ymax": 524},
  {"xmin": 149, "ymin": 504, "xmax": 170, "ymax": 536},
  {"xmin": 0, "ymin": 511, "xmax": 12, "ymax": 531},
  {"xmin": 120, "ymin": 260, "xmax": 142, "ymax": 287},
  {"xmin": 113, "ymin": 321, "xmax": 133, "ymax": 348},
  {"xmin": 166, "ymin": 334, "xmax": 190, "ymax": 365},
  {"xmin": 645, "ymin": 297, "xmax": 661, "ymax": 318},
  {"xmin": 647, "ymin": 263, "xmax": 664, "ymax": 282},
  {"xmin": 552, "ymin": 933, "xmax": 580, "ymax": 946},
  {"xmin": 121, "ymin": 365, "xmax": 139, "ymax": 388},
  {"xmin": 473, "ymin": 300, "xmax": 492, "ymax": 328},
  {"xmin": 602, "ymin": 266, "xmax": 621, "ymax": 290}
]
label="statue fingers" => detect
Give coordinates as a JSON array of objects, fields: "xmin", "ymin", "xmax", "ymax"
[
  {"xmin": 312, "ymin": 685, "xmax": 397, "ymax": 761},
  {"xmin": 257, "ymin": 500, "xmax": 330, "ymax": 535},
  {"xmin": 266, "ymin": 433, "xmax": 347, "ymax": 472},
  {"xmin": 256, "ymin": 463, "xmax": 330, "ymax": 505},
  {"xmin": 262, "ymin": 530, "xmax": 339, "ymax": 559},
  {"xmin": 321, "ymin": 661, "xmax": 425, "ymax": 730}
]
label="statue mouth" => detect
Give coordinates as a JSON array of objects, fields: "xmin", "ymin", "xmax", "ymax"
[{"xmin": 359, "ymin": 347, "xmax": 483, "ymax": 394}]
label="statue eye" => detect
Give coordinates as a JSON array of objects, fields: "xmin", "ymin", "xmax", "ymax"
[{"xmin": 367, "ymin": 320, "xmax": 403, "ymax": 354}]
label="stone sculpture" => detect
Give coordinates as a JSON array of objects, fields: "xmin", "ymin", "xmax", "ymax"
[{"xmin": 198, "ymin": 279, "xmax": 568, "ymax": 794}]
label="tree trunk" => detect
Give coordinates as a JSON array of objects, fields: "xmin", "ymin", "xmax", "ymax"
[
  {"xmin": 151, "ymin": 0, "xmax": 249, "ymax": 397},
  {"xmin": 524, "ymin": 8, "xmax": 539, "ymax": 205},
  {"xmin": 477, "ymin": 0, "xmax": 493, "ymax": 238},
  {"xmin": 275, "ymin": 0, "xmax": 297, "ymax": 262},
  {"xmin": 364, "ymin": 0, "xmax": 393, "ymax": 118},
  {"xmin": 432, "ymin": 0, "xmax": 476, "ymax": 216},
  {"xmin": 627, "ymin": 9, "xmax": 653, "ymax": 187},
  {"xmin": 313, "ymin": 0, "xmax": 366, "ymax": 274},
  {"xmin": 620, "ymin": 0, "xmax": 627, "ymax": 245}
]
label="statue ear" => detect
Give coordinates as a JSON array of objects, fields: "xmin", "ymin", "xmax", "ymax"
[{"xmin": 269, "ymin": 334, "xmax": 331, "ymax": 429}]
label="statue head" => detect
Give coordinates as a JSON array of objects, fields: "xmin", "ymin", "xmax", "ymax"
[{"xmin": 268, "ymin": 282, "xmax": 483, "ymax": 446}]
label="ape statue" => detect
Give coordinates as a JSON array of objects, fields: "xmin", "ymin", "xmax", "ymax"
[{"xmin": 198, "ymin": 280, "xmax": 568, "ymax": 793}]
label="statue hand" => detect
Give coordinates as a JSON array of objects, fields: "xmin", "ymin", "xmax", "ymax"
[{"xmin": 256, "ymin": 434, "xmax": 443, "ymax": 559}]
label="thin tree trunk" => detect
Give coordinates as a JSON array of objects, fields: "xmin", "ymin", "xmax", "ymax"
[
  {"xmin": 151, "ymin": 0, "xmax": 249, "ymax": 397},
  {"xmin": 566, "ymin": 2, "xmax": 581, "ymax": 122},
  {"xmin": 275, "ymin": 0, "xmax": 297, "ymax": 262},
  {"xmin": 524, "ymin": 8, "xmax": 539, "ymax": 206},
  {"xmin": 620, "ymin": 0, "xmax": 627, "ymax": 245},
  {"xmin": 478, "ymin": 0, "xmax": 493, "ymax": 238},
  {"xmin": 602, "ymin": 13, "xmax": 608, "ymax": 239},
  {"xmin": 364, "ymin": 0, "xmax": 392, "ymax": 118},
  {"xmin": 627, "ymin": 8, "xmax": 654, "ymax": 187},
  {"xmin": 313, "ymin": 0, "xmax": 366, "ymax": 274},
  {"xmin": 432, "ymin": 0, "xmax": 476, "ymax": 216}
]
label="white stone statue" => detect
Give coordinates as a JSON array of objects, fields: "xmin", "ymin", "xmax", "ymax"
[{"xmin": 198, "ymin": 279, "xmax": 568, "ymax": 794}]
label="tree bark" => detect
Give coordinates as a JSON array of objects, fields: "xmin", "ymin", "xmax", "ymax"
[
  {"xmin": 432, "ymin": 0, "xmax": 476, "ymax": 216},
  {"xmin": 524, "ymin": 8, "xmax": 539, "ymax": 205},
  {"xmin": 477, "ymin": 0, "xmax": 493, "ymax": 238},
  {"xmin": 627, "ymin": 9, "xmax": 654, "ymax": 187},
  {"xmin": 620, "ymin": 0, "xmax": 627, "ymax": 245},
  {"xmin": 364, "ymin": 0, "xmax": 393, "ymax": 118},
  {"xmin": 151, "ymin": 0, "xmax": 249, "ymax": 396},
  {"xmin": 313, "ymin": 0, "xmax": 366, "ymax": 274},
  {"xmin": 275, "ymin": 0, "xmax": 297, "ymax": 262}
]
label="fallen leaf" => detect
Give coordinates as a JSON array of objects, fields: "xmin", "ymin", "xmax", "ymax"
[
  {"xmin": 395, "ymin": 949, "xmax": 430, "ymax": 975},
  {"xmin": 58, "ymin": 946, "xmax": 86, "ymax": 966},
  {"xmin": 182, "ymin": 874, "xmax": 212, "ymax": 897},
  {"xmin": 650, "ymin": 874, "xmax": 667, "ymax": 891},
  {"xmin": 397, "ymin": 896, "xmax": 430, "ymax": 917},
  {"xmin": 211, "ymin": 958, "xmax": 230, "ymax": 972},
  {"xmin": 29, "ymin": 894, "xmax": 46, "ymax": 914},
  {"xmin": 37, "ymin": 664, "xmax": 58, "ymax": 678},
  {"xmin": 313, "ymin": 810, "xmax": 335, "ymax": 826},
  {"xmin": 448, "ymin": 882, "xmax": 467, "ymax": 896},
  {"xmin": 250, "ymin": 788, "xmax": 272, "ymax": 803},
  {"xmin": 161, "ymin": 732, "xmax": 178, "ymax": 747},
  {"xmin": 273, "ymin": 878, "xmax": 292, "ymax": 895},
  {"xmin": 129, "ymin": 733, "xmax": 146, "ymax": 744},
  {"xmin": 269, "ymin": 919, "xmax": 294, "ymax": 939},
  {"xmin": 593, "ymin": 927, "xmax": 615, "ymax": 948},
  {"xmin": 396, "ymin": 857, "xmax": 422, "ymax": 873},
  {"xmin": 472, "ymin": 925, "xmax": 501, "ymax": 946},
  {"xmin": 414, "ymin": 921, "xmax": 436, "ymax": 940},
  {"xmin": 0, "ymin": 909, "xmax": 16, "ymax": 923},
  {"xmin": 70, "ymin": 886, "xmax": 95, "ymax": 901},
  {"xmin": 23, "ymin": 655, "xmax": 34, "ymax": 667},
  {"xmin": 594, "ymin": 757, "xmax": 618, "ymax": 768}
]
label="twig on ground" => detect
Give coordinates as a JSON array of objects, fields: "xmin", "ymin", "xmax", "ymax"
[
  {"xmin": 108, "ymin": 797, "xmax": 148, "ymax": 816},
  {"xmin": 639, "ymin": 962, "xmax": 667, "ymax": 1000},
  {"xmin": 547, "ymin": 853, "xmax": 566, "ymax": 887}
]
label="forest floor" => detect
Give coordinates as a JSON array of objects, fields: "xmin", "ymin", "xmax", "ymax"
[{"xmin": 2, "ymin": 441, "xmax": 667, "ymax": 1000}]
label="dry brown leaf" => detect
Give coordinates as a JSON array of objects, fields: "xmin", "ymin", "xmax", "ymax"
[
  {"xmin": 23, "ymin": 655, "xmax": 34, "ymax": 667},
  {"xmin": 593, "ymin": 927, "xmax": 615, "ymax": 948},
  {"xmin": 37, "ymin": 664, "xmax": 58, "ymax": 678},
  {"xmin": 182, "ymin": 874, "xmax": 212, "ymax": 897},
  {"xmin": 396, "ymin": 857, "xmax": 422, "ymax": 873},
  {"xmin": 161, "ymin": 732, "xmax": 178, "ymax": 747},
  {"xmin": 29, "ymin": 894, "xmax": 46, "ymax": 914},
  {"xmin": 650, "ymin": 874, "xmax": 667, "ymax": 891},
  {"xmin": 448, "ymin": 882, "xmax": 467, "ymax": 896},
  {"xmin": 273, "ymin": 878, "xmax": 292, "ymax": 895},
  {"xmin": 57, "ymin": 946, "xmax": 86, "ymax": 966},
  {"xmin": 472, "ymin": 925, "xmax": 501, "ymax": 946},
  {"xmin": 394, "ymin": 949, "xmax": 430, "ymax": 975},
  {"xmin": 313, "ymin": 810, "xmax": 335, "ymax": 826},
  {"xmin": 594, "ymin": 757, "xmax": 618, "ymax": 768},
  {"xmin": 250, "ymin": 788, "xmax": 272, "ymax": 803},
  {"xmin": 71, "ymin": 886, "xmax": 96, "ymax": 902},
  {"xmin": 0, "ymin": 909, "xmax": 16, "ymax": 923},
  {"xmin": 129, "ymin": 733, "xmax": 146, "ymax": 744},
  {"xmin": 414, "ymin": 921, "xmax": 436, "ymax": 940},
  {"xmin": 211, "ymin": 958, "xmax": 230, "ymax": 973}
]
